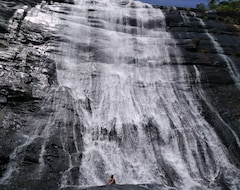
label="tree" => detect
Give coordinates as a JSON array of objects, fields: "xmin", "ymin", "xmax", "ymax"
[
  {"xmin": 210, "ymin": 0, "xmax": 240, "ymax": 12},
  {"xmin": 208, "ymin": 0, "xmax": 218, "ymax": 9}
]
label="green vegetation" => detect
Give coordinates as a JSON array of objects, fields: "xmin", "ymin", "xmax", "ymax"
[
  {"xmin": 208, "ymin": 0, "xmax": 240, "ymax": 12},
  {"xmin": 195, "ymin": 1, "xmax": 240, "ymax": 24},
  {"xmin": 197, "ymin": 0, "xmax": 240, "ymax": 12}
]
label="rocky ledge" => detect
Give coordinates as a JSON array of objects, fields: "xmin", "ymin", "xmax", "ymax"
[{"xmin": 61, "ymin": 184, "xmax": 169, "ymax": 190}]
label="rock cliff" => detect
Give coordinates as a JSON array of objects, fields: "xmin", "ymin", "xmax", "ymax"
[
  {"xmin": 161, "ymin": 6, "xmax": 240, "ymax": 166},
  {"xmin": 0, "ymin": 1, "xmax": 240, "ymax": 189},
  {"xmin": 0, "ymin": 0, "xmax": 72, "ymax": 189}
]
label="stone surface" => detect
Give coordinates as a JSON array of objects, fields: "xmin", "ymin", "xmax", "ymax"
[
  {"xmin": 162, "ymin": 7, "xmax": 240, "ymax": 167},
  {"xmin": 0, "ymin": 1, "xmax": 240, "ymax": 190},
  {"xmin": 61, "ymin": 184, "xmax": 170, "ymax": 190},
  {"xmin": 0, "ymin": 0, "xmax": 72, "ymax": 189}
]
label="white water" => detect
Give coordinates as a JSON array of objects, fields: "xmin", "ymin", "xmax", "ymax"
[
  {"xmin": 198, "ymin": 18, "xmax": 240, "ymax": 88},
  {"xmin": 52, "ymin": 0, "xmax": 240, "ymax": 189},
  {"xmin": 1, "ymin": 0, "xmax": 240, "ymax": 189}
]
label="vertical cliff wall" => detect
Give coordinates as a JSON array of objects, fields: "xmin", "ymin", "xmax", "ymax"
[
  {"xmin": 163, "ymin": 7, "xmax": 240, "ymax": 166},
  {"xmin": 0, "ymin": 1, "xmax": 240, "ymax": 190}
]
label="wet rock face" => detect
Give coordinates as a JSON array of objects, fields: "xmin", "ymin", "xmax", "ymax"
[
  {"xmin": 0, "ymin": 2, "xmax": 85, "ymax": 187},
  {"xmin": 0, "ymin": 0, "xmax": 74, "ymax": 34},
  {"xmin": 0, "ymin": 0, "xmax": 43, "ymax": 33},
  {"xmin": 0, "ymin": 2, "xmax": 59, "ymax": 103},
  {"xmin": 163, "ymin": 8, "xmax": 240, "ymax": 166},
  {"xmin": 0, "ymin": 0, "xmax": 59, "ymax": 187},
  {"xmin": 0, "ymin": 1, "xmax": 240, "ymax": 190}
]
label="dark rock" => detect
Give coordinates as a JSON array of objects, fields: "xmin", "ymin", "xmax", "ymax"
[
  {"xmin": 0, "ymin": 95, "xmax": 7, "ymax": 104},
  {"xmin": 69, "ymin": 167, "xmax": 81, "ymax": 185},
  {"xmin": 184, "ymin": 38, "xmax": 200, "ymax": 51},
  {"xmin": 162, "ymin": 7, "xmax": 240, "ymax": 169},
  {"xmin": 0, "ymin": 152, "xmax": 10, "ymax": 177},
  {"xmin": 61, "ymin": 184, "xmax": 172, "ymax": 190},
  {"xmin": 21, "ymin": 137, "xmax": 43, "ymax": 165},
  {"xmin": 0, "ymin": 0, "xmax": 60, "ymax": 188}
]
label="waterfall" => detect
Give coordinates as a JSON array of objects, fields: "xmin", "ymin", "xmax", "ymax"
[
  {"xmin": 0, "ymin": 0, "xmax": 240, "ymax": 189},
  {"xmin": 53, "ymin": 0, "xmax": 240, "ymax": 188},
  {"xmin": 197, "ymin": 15, "xmax": 240, "ymax": 89}
]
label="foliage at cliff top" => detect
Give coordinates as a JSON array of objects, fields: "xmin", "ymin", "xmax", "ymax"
[{"xmin": 209, "ymin": 0, "xmax": 240, "ymax": 12}]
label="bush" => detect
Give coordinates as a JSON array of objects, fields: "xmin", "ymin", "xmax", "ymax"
[{"xmin": 214, "ymin": 0, "xmax": 240, "ymax": 13}]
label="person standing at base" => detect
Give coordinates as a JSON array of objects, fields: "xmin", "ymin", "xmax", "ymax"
[{"xmin": 107, "ymin": 175, "xmax": 116, "ymax": 185}]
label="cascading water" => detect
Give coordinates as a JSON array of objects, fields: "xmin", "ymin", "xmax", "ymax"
[
  {"xmin": 0, "ymin": 0, "xmax": 240, "ymax": 189},
  {"xmin": 53, "ymin": 0, "xmax": 240, "ymax": 188}
]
